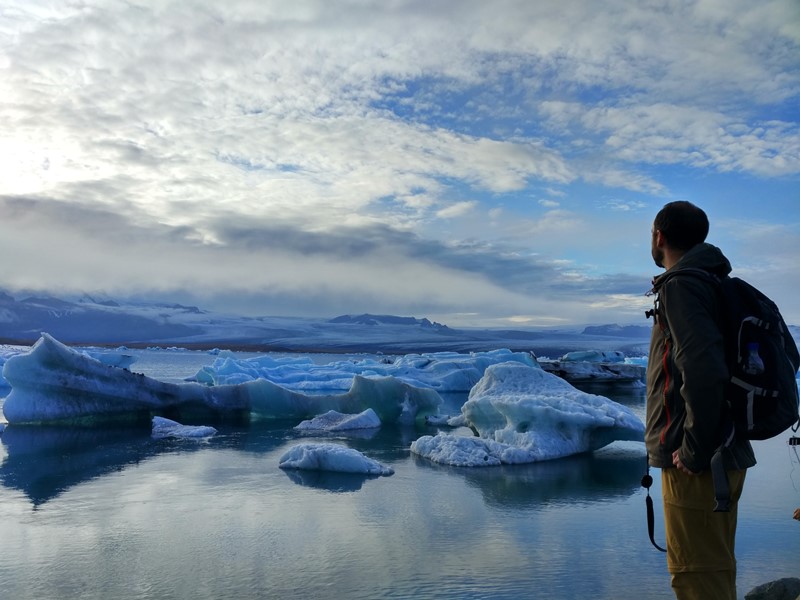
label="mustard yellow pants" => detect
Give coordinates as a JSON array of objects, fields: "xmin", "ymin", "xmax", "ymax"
[{"xmin": 661, "ymin": 468, "xmax": 746, "ymax": 600}]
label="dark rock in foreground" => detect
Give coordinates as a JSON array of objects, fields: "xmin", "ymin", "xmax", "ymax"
[{"xmin": 745, "ymin": 578, "xmax": 800, "ymax": 600}]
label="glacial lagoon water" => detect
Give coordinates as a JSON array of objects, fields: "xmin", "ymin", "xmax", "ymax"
[{"xmin": 0, "ymin": 348, "xmax": 798, "ymax": 600}]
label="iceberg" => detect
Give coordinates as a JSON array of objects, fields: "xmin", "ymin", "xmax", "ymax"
[
  {"xmin": 411, "ymin": 362, "xmax": 644, "ymax": 466},
  {"xmin": 192, "ymin": 348, "xmax": 536, "ymax": 392},
  {"xmin": 1, "ymin": 333, "xmax": 441, "ymax": 425},
  {"xmin": 538, "ymin": 349, "xmax": 645, "ymax": 383},
  {"xmin": 559, "ymin": 350, "xmax": 625, "ymax": 363},
  {"xmin": 151, "ymin": 416, "xmax": 217, "ymax": 439},
  {"xmin": 83, "ymin": 349, "xmax": 137, "ymax": 370},
  {"xmin": 538, "ymin": 359, "xmax": 645, "ymax": 383},
  {"xmin": 295, "ymin": 409, "xmax": 381, "ymax": 431},
  {"xmin": 278, "ymin": 443, "xmax": 394, "ymax": 476},
  {"xmin": 411, "ymin": 434, "xmax": 508, "ymax": 467},
  {"xmin": 0, "ymin": 346, "xmax": 24, "ymax": 390}
]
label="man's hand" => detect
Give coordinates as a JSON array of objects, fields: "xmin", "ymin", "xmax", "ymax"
[
  {"xmin": 672, "ymin": 450, "xmax": 695, "ymax": 475},
  {"xmin": 793, "ymin": 508, "xmax": 800, "ymax": 521}
]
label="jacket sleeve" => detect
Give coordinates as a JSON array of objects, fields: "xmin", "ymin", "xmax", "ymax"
[{"xmin": 660, "ymin": 276, "xmax": 728, "ymax": 472}]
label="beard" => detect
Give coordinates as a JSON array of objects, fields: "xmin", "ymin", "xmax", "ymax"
[{"xmin": 651, "ymin": 239, "xmax": 665, "ymax": 268}]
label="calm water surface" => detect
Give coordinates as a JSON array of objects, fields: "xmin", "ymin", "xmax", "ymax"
[{"xmin": 0, "ymin": 349, "xmax": 798, "ymax": 599}]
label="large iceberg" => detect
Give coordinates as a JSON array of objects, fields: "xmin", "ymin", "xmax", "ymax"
[
  {"xmin": 1, "ymin": 333, "xmax": 441, "ymax": 424},
  {"xmin": 411, "ymin": 362, "xmax": 644, "ymax": 466},
  {"xmin": 192, "ymin": 348, "xmax": 536, "ymax": 392}
]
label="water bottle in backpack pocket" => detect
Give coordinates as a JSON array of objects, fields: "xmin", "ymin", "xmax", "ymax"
[{"xmin": 723, "ymin": 280, "xmax": 800, "ymax": 440}]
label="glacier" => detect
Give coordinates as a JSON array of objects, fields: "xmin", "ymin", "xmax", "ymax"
[{"xmin": 411, "ymin": 362, "xmax": 645, "ymax": 466}]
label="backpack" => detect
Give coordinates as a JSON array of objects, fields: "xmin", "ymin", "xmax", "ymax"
[
  {"xmin": 641, "ymin": 268, "xmax": 800, "ymax": 550},
  {"xmin": 653, "ymin": 268, "xmax": 800, "ymax": 442}
]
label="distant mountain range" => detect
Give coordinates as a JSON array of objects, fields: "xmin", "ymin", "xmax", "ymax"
[
  {"xmin": 0, "ymin": 292, "xmax": 202, "ymax": 344},
  {"xmin": 0, "ymin": 291, "xmax": 655, "ymax": 356},
  {"xmin": 328, "ymin": 314, "xmax": 449, "ymax": 330},
  {"xmin": 581, "ymin": 324, "xmax": 651, "ymax": 338}
]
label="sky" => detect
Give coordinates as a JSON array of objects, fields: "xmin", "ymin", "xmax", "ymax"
[{"xmin": 0, "ymin": 0, "xmax": 798, "ymax": 328}]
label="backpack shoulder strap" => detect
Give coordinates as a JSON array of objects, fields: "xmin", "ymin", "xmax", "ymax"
[
  {"xmin": 658, "ymin": 267, "xmax": 721, "ymax": 289},
  {"xmin": 646, "ymin": 268, "xmax": 722, "ymax": 332}
]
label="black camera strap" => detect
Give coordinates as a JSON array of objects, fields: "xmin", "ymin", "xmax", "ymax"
[{"xmin": 641, "ymin": 459, "xmax": 667, "ymax": 552}]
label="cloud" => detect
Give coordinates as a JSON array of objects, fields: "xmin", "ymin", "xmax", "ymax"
[
  {"xmin": 436, "ymin": 201, "xmax": 478, "ymax": 219},
  {"xmin": 540, "ymin": 101, "xmax": 800, "ymax": 178},
  {"xmin": 716, "ymin": 217, "xmax": 800, "ymax": 320},
  {"xmin": 0, "ymin": 0, "xmax": 796, "ymax": 326},
  {"xmin": 0, "ymin": 193, "xmax": 650, "ymax": 325},
  {"xmin": 604, "ymin": 199, "xmax": 647, "ymax": 212}
]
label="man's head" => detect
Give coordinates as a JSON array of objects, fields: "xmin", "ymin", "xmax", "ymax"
[{"xmin": 651, "ymin": 201, "xmax": 709, "ymax": 268}]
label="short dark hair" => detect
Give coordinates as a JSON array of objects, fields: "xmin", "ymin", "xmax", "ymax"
[{"xmin": 654, "ymin": 201, "xmax": 709, "ymax": 251}]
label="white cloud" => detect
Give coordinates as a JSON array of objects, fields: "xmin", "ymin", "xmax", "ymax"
[
  {"xmin": 603, "ymin": 200, "xmax": 647, "ymax": 212},
  {"xmin": 544, "ymin": 187, "xmax": 566, "ymax": 198},
  {"xmin": 436, "ymin": 201, "xmax": 478, "ymax": 219},
  {"xmin": 0, "ymin": 0, "xmax": 796, "ymax": 326},
  {"xmin": 488, "ymin": 207, "xmax": 504, "ymax": 220},
  {"xmin": 541, "ymin": 101, "xmax": 800, "ymax": 178},
  {"xmin": 715, "ymin": 218, "xmax": 800, "ymax": 322}
]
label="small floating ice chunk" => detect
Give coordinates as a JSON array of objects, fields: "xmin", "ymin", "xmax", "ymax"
[
  {"xmin": 278, "ymin": 443, "xmax": 394, "ymax": 476},
  {"xmin": 446, "ymin": 414, "xmax": 467, "ymax": 427},
  {"xmin": 295, "ymin": 409, "xmax": 381, "ymax": 431},
  {"xmin": 411, "ymin": 434, "xmax": 505, "ymax": 466},
  {"xmin": 151, "ymin": 416, "xmax": 217, "ymax": 439},
  {"xmin": 539, "ymin": 358, "xmax": 645, "ymax": 382},
  {"xmin": 560, "ymin": 350, "xmax": 625, "ymax": 363},
  {"xmin": 424, "ymin": 414, "xmax": 457, "ymax": 426},
  {"xmin": 82, "ymin": 350, "xmax": 137, "ymax": 369}
]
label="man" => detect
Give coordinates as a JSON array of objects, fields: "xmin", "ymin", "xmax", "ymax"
[{"xmin": 646, "ymin": 201, "xmax": 756, "ymax": 600}]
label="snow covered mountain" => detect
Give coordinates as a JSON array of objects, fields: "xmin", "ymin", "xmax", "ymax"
[{"xmin": 0, "ymin": 291, "xmax": 651, "ymax": 355}]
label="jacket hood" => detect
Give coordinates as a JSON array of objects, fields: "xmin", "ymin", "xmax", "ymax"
[{"xmin": 652, "ymin": 243, "xmax": 732, "ymax": 289}]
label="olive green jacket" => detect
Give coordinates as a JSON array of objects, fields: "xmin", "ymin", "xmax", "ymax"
[{"xmin": 645, "ymin": 243, "xmax": 756, "ymax": 472}]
